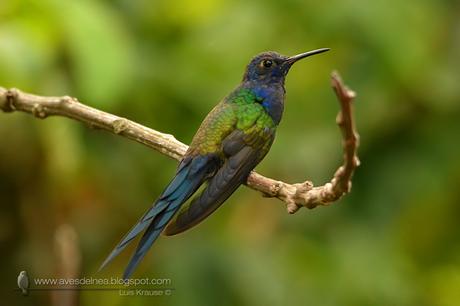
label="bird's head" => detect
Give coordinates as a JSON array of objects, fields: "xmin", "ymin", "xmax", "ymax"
[{"xmin": 242, "ymin": 48, "xmax": 330, "ymax": 84}]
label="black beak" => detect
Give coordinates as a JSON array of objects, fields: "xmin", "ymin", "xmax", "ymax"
[{"xmin": 285, "ymin": 48, "xmax": 330, "ymax": 66}]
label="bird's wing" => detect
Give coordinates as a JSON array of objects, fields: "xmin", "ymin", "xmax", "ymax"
[{"xmin": 164, "ymin": 127, "xmax": 275, "ymax": 236}]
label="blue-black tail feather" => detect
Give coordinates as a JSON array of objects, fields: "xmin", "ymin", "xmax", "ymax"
[
  {"xmin": 99, "ymin": 155, "xmax": 216, "ymax": 276},
  {"xmin": 122, "ymin": 201, "xmax": 183, "ymax": 279}
]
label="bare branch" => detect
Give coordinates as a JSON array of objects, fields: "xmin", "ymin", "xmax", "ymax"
[
  {"xmin": 0, "ymin": 72, "xmax": 359, "ymax": 213},
  {"xmin": 0, "ymin": 88, "xmax": 187, "ymax": 160},
  {"xmin": 247, "ymin": 71, "xmax": 360, "ymax": 213}
]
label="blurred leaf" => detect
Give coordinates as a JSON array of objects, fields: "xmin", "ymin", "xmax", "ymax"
[{"xmin": 45, "ymin": 0, "xmax": 134, "ymax": 108}]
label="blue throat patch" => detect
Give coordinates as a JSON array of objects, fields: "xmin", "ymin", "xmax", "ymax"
[{"xmin": 252, "ymin": 86, "xmax": 283, "ymax": 124}]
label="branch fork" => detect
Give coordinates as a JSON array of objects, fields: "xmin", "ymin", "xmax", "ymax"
[{"xmin": 0, "ymin": 71, "xmax": 359, "ymax": 213}]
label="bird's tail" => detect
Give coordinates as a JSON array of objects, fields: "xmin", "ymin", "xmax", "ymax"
[
  {"xmin": 121, "ymin": 194, "xmax": 184, "ymax": 279},
  {"xmin": 99, "ymin": 155, "xmax": 214, "ymax": 278}
]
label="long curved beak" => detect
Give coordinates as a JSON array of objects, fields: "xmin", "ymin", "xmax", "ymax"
[{"xmin": 286, "ymin": 48, "xmax": 330, "ymax": 65}]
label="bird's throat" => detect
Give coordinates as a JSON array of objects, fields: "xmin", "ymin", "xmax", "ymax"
[{"xmin": 252, "ymin": 86, "xmax": 284, "ymax": 125}]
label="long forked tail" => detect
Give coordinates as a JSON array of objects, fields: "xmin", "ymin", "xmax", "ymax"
[{"xmin": 99, "ymin": 155, "xmax": 214, "ymax": 278}]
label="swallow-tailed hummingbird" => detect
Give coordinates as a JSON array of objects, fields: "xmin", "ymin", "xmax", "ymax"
[{"xmin": 100, "ymin": 48, "xmax": 330, "ymax": 278}]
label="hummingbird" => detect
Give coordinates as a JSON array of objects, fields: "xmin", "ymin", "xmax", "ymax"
[{"xmin": 100, "ymin": 48, "xmax": 330, "ymax": 278}]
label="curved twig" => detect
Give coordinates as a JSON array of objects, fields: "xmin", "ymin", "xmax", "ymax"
[{"xmin": 0, "ymin": 71, "xmax": 359, "ymax": 213}]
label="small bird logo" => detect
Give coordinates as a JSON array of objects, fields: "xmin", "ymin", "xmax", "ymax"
[{"xmin": 17, "ymin": 271, "xmax": 29, "ymax": 296}]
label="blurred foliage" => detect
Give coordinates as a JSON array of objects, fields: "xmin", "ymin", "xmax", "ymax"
[{"xmin": 1, "ymin": 0, "xmax": 460, "ymax": 305}]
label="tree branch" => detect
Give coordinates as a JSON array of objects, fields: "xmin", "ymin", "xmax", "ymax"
[{"xmin": 0, "ymin": 71, "xmax": 359, "ymax": 213}]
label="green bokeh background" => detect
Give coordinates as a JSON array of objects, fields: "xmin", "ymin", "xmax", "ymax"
[{"xmin": 1, "ymin": 0, "xmax": 459, "ymax": 305}]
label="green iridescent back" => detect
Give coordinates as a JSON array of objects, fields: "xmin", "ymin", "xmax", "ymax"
[{"xmin": 188, "ymin": 87, "xmax": 276, "ymax": 156}]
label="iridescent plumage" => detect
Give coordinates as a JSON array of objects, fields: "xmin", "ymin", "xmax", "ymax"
[{"xmin": 100, "ymin": 48, "xmax": 329, "ymax": 278}]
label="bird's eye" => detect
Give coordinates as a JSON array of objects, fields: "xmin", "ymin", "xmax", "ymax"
[{"xmin": 261, "ymin": 59, "xmax": 273, "ymax": 68}]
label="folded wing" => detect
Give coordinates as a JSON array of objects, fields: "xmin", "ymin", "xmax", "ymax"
[{"xmin": 164, "ymin": 128, "xmax": 275, "ymax": 236}]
